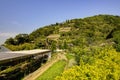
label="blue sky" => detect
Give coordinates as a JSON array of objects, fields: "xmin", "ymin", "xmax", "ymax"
[{"xmin": 0, "ymin": 0, "xmax": 120, "ymax": 44}]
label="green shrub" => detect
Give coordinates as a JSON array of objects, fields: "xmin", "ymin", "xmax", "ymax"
[{"xmin": 55, "ymin": 48, "xmax": 120, "ymax": 80}]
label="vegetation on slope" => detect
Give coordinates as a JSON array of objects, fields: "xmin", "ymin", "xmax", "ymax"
[
  {"xmin": 4, "ymin": 14, "xmax": 120, "ymax": 79},
  {"xmin": 4, "ymin": 14, "xmax": 120, "ymax": 52}
]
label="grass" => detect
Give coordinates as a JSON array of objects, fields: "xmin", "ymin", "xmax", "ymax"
[
  {"xmin": 36, "ymin": 60, "xmax": 66, "ymax": 80},
  {"xmin": 65, "ymin": 53, "xmax": 75, "ymax": 60},
  {"xmin": 65, "ymin": 53, "xmax": 76, "ymax": 69}
]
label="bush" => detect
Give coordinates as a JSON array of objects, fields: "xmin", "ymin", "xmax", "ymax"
[{"xmin": 55, "ymin": 48, "xmax": 120, "ymax": 80}]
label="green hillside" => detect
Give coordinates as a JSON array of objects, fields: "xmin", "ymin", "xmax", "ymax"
[
  {"xmin": 4, "ymin": 14, "xmax": 120, "ymax": 52},
  {"xmin": 4, "ymin": 14, "xmax": 120, "ymax": 80}
]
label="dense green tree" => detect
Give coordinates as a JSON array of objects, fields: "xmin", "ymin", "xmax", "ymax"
[
  {"xmin": 113, "ymin": 31, "xmax": 120, "ymax": 51},
  {"xmin": 14, "ymin": 34, "xmax": 30, "ymax": 45},
  {"xmin": 5, "ymin": 37, "xmax": 15, "ymax": 45}
]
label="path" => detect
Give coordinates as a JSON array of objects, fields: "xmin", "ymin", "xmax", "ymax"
[{"xmin": 23, "ymin": 52, "xmax": 67, "ymax": 80}]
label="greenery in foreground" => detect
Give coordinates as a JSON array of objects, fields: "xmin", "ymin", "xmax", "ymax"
[
  {"xmin": 55, "ymin": 47, "xmax": 120, "ymax": 80},
  {"xmin": 36, "ymin": 60, "xmax": 66, "ymax": 80}
]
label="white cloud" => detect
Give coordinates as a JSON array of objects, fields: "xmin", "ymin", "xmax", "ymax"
[
  {"xmin": 0, "ymin": 32, "xmax": 18, "ymax": 37},
  {"xmin": 0, "ymin": 32, "xmax": 18, "ymax": 45}
]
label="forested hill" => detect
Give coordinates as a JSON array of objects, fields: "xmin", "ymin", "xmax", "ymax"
[{"xmin": 4, "ymin": 14, "xmax": 120, "ymax": 51}]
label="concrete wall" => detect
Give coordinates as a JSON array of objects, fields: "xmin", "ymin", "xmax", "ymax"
[{"xmin": 0, "ymin": 50, "xmax": 51, "ymax": 80}]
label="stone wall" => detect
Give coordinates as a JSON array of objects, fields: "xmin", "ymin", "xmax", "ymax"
[{"xmin": 0, "ymin": 53, "xmax": 49, "ymax": 80}]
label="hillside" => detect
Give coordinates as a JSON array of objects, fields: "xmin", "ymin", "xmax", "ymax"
[
  {"xmin": 3, "ymin": 14, "xmax": 120, "ymax": 80},
  {"xmin": 4, "ymin": 14, "xmax": 120, "ymax": 52}
]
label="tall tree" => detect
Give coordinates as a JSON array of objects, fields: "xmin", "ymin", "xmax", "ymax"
[
  {"xmin": 15, "ymin": 34, "xmax": 30, "ymax": 45},
  {"xmin": 5, "ymin": 37, "xmax": 15, "ymax": 45}
]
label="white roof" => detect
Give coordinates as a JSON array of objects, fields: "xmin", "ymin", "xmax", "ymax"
[
  {"xmin": 0, "ymin": 49, "xmax": 50, "ymax": 62},
  {"xmin": 5, "ymin": 49, "xmax": 50, "ymax": 54}
]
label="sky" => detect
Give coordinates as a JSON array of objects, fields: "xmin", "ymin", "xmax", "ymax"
[{"xmin": 0, "ymin": 0, "xmax": 120, "ymax": 45}]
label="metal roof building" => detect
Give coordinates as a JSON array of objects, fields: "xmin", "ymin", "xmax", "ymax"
[{"xmin": 0, "ymin": 49, "xmax": 51, "ymax": 65}]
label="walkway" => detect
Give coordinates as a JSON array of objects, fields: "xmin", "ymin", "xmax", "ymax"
[{"xmin": 23, "ymin": 52, "xmax": 67, "ymax": 80}]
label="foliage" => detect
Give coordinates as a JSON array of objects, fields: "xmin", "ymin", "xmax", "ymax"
[
  {"xmin": 5, "ymin": 34, "xmax": 30, "ymax": 45},
  {"xmin": 3, "ymin": 14, "xmax": 120, "ymax": 79},
  {"xmin": 113, "ymin": 30, "xmax": 120, "ymax": 51},
  {"xmin": 5, "ymin": 37, "xmax": 15, "ymax": 45},
  {"xmin": 4, "ymin": 14, "xmax": 120, "ymax": 52},
  {"xmin": 5, "ymin": 43, "xmax": 35, "ymax": 51},
  {"xmin": 65, "ymin": 53, "xmax": 75, "ymax": 60},
  {"xmin": 55, "ymin": 47, "xmax": 120, "ymax": 80}
]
